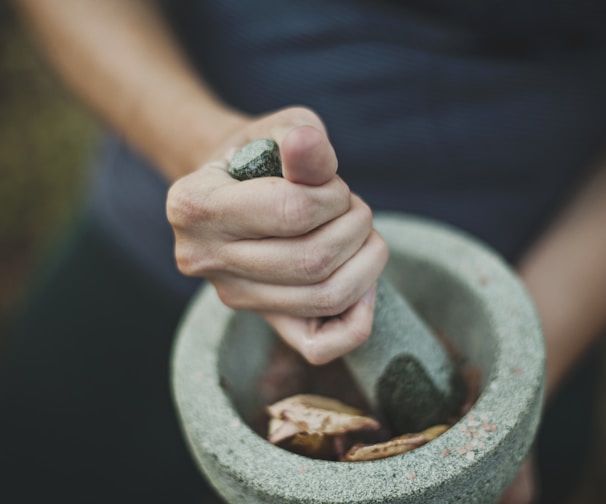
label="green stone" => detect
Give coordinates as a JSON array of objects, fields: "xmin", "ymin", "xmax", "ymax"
[{"xmin": 228, "ymin": 139, "xmax": 282, "ymax": 180}]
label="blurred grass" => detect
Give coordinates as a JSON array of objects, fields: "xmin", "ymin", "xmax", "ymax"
[{"xmin": 0, "ymin": 2, "xmax": 98, "ymax": 338}]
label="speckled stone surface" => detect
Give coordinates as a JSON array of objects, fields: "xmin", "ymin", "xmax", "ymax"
[
  {"xmin": 345, "ymin": 276, "xmax": 464, "ymax": 433},
  {"xmin": 171, "ymin": 213, "xmax": 545, "ymax": 503},
  {"xmin": 228, "ymin": 139, "xmax": 282, "ymax": 180}
]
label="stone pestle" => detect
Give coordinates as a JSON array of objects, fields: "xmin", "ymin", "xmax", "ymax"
[{"xmin": 228, "ymin": 138, "xmax": 463, "ymax": 433}]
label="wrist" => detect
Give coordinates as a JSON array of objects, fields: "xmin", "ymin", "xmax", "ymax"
[
  {"xmin": 132, "ymin": 83, "xmax": 251, "ymax": 180},
  {"xmin": 168, "ymin": 97, "xmax": 250, "ymax": 180}
]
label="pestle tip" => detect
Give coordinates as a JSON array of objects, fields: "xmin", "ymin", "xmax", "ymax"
[{"xmin": 377, "ymin": 354, "xmax": 466, "ymax": 433}]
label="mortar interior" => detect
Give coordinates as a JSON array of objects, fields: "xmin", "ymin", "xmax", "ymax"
[{"xmin": 218, "ymin": 245, "xmax": 496, "ymax": 438}]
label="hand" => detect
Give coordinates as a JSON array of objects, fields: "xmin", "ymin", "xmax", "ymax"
[
  {"xmin": 166, "ymin": 106, "xmax": 388, "ymax": 364},
  {"xmin": 499, "ymin": 455, "xmax": 537, "ymax": 504}
]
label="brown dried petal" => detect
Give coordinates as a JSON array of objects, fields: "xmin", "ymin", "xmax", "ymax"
[
  {"xmin": 267, "ymin": 394, "xmax": 380, "ymax": 437},
  {"xmin": 286, "ymin": 433, "xmax": 338, "ymax": 459},
  {"xmin": 418, "ymin": 424, "xmax": 450, "ymax": 441},
  {"xmin": 342, "ymin": 436, "xmax": 424, "ymax": 462},
  {"xmin": 341, "ymin": 424, "xmax": 450, "ymax": 462},
  {"xmin": 268, "ymin": 418, "xmax": 305, "ymax": 444}
]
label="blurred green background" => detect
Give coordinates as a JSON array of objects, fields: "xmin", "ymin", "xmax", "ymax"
[{"xmin": 0, "ymin": 2, "xmax": 98, "ymax": 344}]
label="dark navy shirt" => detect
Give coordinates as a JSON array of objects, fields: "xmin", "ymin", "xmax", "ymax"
[{"xmin": 92, "ymin": 0, "xmax": 606, "ymax": 300}]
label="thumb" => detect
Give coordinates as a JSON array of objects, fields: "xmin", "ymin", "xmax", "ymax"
[
  {"xmin": 280, "ymin": 123, "xmax": 338, "ymax": 186},
  {"xmin": 255, "ymin": 107, "xmax": 338, "ymax": 186}
]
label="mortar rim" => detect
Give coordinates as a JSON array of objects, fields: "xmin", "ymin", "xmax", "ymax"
[{"xmin": 172, "ymin": 212, "xmax": 545, "ymax": 502}]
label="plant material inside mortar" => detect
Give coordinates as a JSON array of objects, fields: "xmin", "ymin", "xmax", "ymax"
[
  {"xmin": 267, "ymin": 393, "xmax": 451, "ymax": 461},
  {"xmin": 255, "ymin": 338, "xmax": 480, "ymax": 462}
]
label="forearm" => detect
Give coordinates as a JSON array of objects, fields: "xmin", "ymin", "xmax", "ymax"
[
  {"xmin": 518, "ymin": 160, "xmax": 606, "ymax": 399},
  {"xmin": 13, "ymin": 0, "xmax": 246, "ymax": 180}
]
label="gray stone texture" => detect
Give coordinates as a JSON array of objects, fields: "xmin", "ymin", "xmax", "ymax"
[
  {"xmin": 228, "ymin": 139, "xmax": 282, "ymax": 180},
  {"xmin": 345, "ymin": 276, "xmax": 464, "ymax": 433},
  {"xmin": 171, "ymin": 213, "xmax": 545, "ymax": 503}
]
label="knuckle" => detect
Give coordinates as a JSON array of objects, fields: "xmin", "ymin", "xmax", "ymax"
[
  {"xmin": 166, "ymin": 178, "xmax": 215, "ymax": 229},
  {"xmin": 166, "ymin": 180, "xmax": 197, "ymax": 228},
  {"xmin": 276, "ymin": 187, "xmax": 316, "ymax": 235},
  {"xmin": 349, "ymin": 324, "xmax": 372, "ymax": 347},
  {"xmin": 213, "ymin": 283, "xmax": 244, "ymax": 310},
  {"xmin": 357, "ymin": 200, "xmax": 374, "ymax": 229},
  {"xmin": 299, "ymin": 244, "xmax": 334, "ymax": 283},
  {"xmin": 174, "ymin": 242, "xmax": 222, "ymax": 277},
  {"xmin": 329, "ymin": 177, "xmax": 352, "ymax": 213},
  {"xmin": 174, "ymin": 247, "xmax": 197, "ymax": 277},
  {"xmin": 313, "ymin": 282, "xmax": 353, "ymax": 317},
  {"xmin": 214, "ymin": 284, "xmax": 233, "ymax": 307},
  {"xmin": 375, "ymin": 233, "xmax": 390, "ymax": 266}
]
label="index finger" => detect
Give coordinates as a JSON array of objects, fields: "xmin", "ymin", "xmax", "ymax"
[{"xmin": 211, "ymin": 169, "xmax": 351, "ymax": 239}]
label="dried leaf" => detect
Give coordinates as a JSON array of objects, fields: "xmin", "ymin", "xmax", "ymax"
[
  {"xmin": 268, "ymin": 418, "xmax": 303, "ymax": 444},
  {"xmin": 419, "ymin": 424, "xmax": 450, "ymax": 441},
  {"xmin": 341, "ymin": 424, "xmax": 450, "ymax": 462},
  {"xmin": 287, "ymin": 433, "xmax": 342, "ymax": 459},
  {"xmin": 267, "ymin": 394, "xmax": 451, "ymax": 462},
  {"xmin": 267, "ymin": 394, "xmax": 380, "ymax": 438},
  {"xmin": 267, "ymin": 394, "xmax": 381, "ymax": 458}
]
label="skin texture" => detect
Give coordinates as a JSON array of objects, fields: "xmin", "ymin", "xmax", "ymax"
[
  {"xmin": 502, "ymin": 161, "xmax": 606, "ymax": 503},
  {"xmin": 167, "ymin": 111, "xmax": 388, "ymax": 365},
  {"xmin": 13, "ymin": 0, "xmax": 387, "ymax": 364},
  {"xmin": 13, "ymin": 1, "xmax": 606, "ymax": 501}
]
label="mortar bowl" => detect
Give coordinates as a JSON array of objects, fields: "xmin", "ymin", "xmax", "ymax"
[{"xmin": 171, "ymin": 213, "xmax": 545, "ymax": 503}]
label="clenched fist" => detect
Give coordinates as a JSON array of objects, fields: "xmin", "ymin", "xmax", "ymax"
[{"xmin": 167, "ymin": 107, "xmax": 388, "ymax": 364}]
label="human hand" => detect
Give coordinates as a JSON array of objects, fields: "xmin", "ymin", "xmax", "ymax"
[
  {"xmin": 499, "ymin": 455, "xmax": 537, "ymax": 504},
  {"xmin": 167, "ymin": 106, "xmax": 388, "ymax": 364}
]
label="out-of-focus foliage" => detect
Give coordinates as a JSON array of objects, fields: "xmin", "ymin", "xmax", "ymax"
[{"xmin": 0, "ymin": 1, "xmax": 98, "ymax": 328}]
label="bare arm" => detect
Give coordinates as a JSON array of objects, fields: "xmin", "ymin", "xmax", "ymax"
[
  {"xmin": 13, "ymin": 0, "xmax": 387, "ymax": 364},
  {"xmin": 13, "ymin": 0, "xmax": 245, "ymax": 180},
  {"xmin": 518, "ymin": 161, "xmax": 606, "ymax": 399},
  {"xmin": 502, "ymin": 160, "xmax": 606, "ymax": 504}
]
